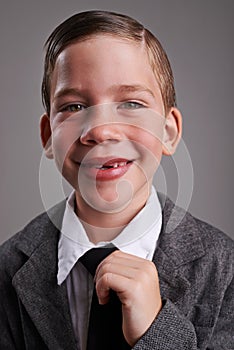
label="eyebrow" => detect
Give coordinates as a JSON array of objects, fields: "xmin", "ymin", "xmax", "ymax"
[
  {"xmin": 110, "ymin": 84, "xmax": 156, "ymax": 98},
  {"xmin": 53, "ymin": 88, "xmax": 84, "ymax": 100},
  {"xmin": 53, "ymin": 84, "xmax": 156, "ymax": 100}
]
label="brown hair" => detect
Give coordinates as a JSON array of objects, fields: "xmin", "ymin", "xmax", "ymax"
[{"xmin": 41, "ymin": 10, "xmax": 176, "ymax": 115}]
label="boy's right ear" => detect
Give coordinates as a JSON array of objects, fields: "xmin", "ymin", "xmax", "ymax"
[{"xmin": 40, "ymin": 114, "xmax": 54, "ymax": 159}]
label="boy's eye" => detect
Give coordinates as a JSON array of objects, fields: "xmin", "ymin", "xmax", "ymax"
[
  {"xmin": 118, "ymin": 101, "xmax": 145, "ymax": 110},
  {"xmin": 62, "ymin": 104, "xmax": 86, "ymax": 112}
]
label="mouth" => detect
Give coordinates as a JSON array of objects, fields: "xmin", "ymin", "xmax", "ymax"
[
  {"xmin": 77, "ymin": 158, "xmax": 134, "ymax": 181},
  {"xmin": 81, "ymin": 159, "xmax": 132, "ymax": 169}
]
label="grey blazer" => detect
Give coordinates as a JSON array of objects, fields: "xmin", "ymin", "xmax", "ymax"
[{"xmin": 0, "ymin": 196, "xmax": 233, "ymax": 350}]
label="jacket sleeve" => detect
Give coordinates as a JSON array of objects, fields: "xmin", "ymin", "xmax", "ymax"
[
  {"xmin": 133, "ymin": 299, "xmax": 198, "ymax": 350},
  {"xmin": 208, "ymin": 275, "xmax": 234, "ymax": 348},
  {"xmin": 0, "ymin": 241, "xmax": 25, "ymax": 350},
  {"xmin": 0, "ymin": 300, "xmax": 19, "ymax": 350},
  {"xmin": 0, "ymin": 274, "xmax": 24, "ymax": 350},
  {"xmin": 133, "ymin": 276, "xmax": 234, "ymax": 350}
]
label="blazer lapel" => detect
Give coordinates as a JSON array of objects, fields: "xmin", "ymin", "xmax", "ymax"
[
  {"xmin": 12, "ymin": 203, "xmax": 77, "ymax": 349},
  {"xmin": 153, "ymin": 246, "xmax": 191, "ymax": 304},
  {"xmin": 154, "ymin": 195, "xmax": 206, "ymax": 304}
]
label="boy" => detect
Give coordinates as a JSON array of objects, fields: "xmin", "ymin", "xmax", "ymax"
[{"xmin": 0, "ymin": 10, "xmax": 233, "ymax": 350}]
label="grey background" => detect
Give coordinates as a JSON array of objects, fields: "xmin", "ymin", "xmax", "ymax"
[{"xmin": 0, "ymin": 0, "xmax": 233, "ymax": 244}]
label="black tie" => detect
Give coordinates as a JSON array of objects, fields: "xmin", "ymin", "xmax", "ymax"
[{"xmin": 79, "ymin": 247, "xmax": 131, "ymax": 350}]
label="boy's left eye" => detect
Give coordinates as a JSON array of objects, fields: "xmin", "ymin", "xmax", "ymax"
[{"xmin": 118, "ymin": 101, "xmax": 145, "ymax": 110}]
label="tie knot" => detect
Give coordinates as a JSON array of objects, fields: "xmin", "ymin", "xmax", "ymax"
[{"xmin": 79, "ymin": 247, "xmax": 118, "ymax": 276}]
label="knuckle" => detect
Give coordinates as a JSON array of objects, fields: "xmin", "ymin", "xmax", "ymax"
[
  {"xmin": 96, "ymin": 273, "xmax": 111, "ymax": 293},
  {"xmin": 138, "ymin": 270, "xmax": 148, "ymax": 284},
  {"xmin": 144, "ymin": 260, "xmax": 157, "ymax": 275},
  {"xmin": 103, "ymin": 271, "xmax": 112, "ymax": 286},
  {"xmin": 101, "ymin": 262, "xmax": 111, "ymax": 275},
  {"xmin": 136, "ymin": 262, "xmax": 157, "ymax": 283},
  {"xmin": 105, "ymin": 251, "xmax": 116, "ymax": 262},
  {"xmin": 133, "ymin": 279, "xmax": 142, "ymax": 294}
]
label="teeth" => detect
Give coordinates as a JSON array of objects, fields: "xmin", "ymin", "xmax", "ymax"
[
  {"xmin": 94, "ymin": 161, "xmax": 128, "ymax": 170},
  {"xmin": 111, "ymin": 162, "xmax": 127, "ymax": 168}
]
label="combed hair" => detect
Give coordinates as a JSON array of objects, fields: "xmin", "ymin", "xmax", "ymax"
[{"xmin": 41, "ymin": 10, "xmax": 176, "ymax": 115}]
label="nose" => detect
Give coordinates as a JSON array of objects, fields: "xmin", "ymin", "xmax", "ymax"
[
  {"xmin": 80, "ymin": 125, "xmax": 123, "ymax": 145},
  {"xmin": 79, "ymin": 104, "xmax": 124, "ymax": 145}
]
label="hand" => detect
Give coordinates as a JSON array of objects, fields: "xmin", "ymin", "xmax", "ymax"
[{"xmin": 94, "ymin": 250, "xmax": 162, "ymax": 346}]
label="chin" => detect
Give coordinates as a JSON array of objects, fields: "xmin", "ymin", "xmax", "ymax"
[{"xmin": 79, "ymin": 182, "xmax": 134, "ymax": 214}]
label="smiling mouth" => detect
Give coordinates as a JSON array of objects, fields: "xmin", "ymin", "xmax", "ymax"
[
  {"xmin": 93, "ymin": 161, "xmax": 132, "ymax": 170},
  {"xmin": 77, "ymin": 158, "xmax": 134, "ymax": 181},
  {"xmin": 78, "ymin": 159, "xmax": 133, "ymax": 170}
]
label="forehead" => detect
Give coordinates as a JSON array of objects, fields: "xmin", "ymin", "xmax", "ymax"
[{"xmin": 51, "ymin": 35, "xmax": 162, "ymax": 102}]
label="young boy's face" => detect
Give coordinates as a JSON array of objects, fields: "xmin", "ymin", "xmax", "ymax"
[{"xmin": 41, "ymin": 35, "xmax": 181, "ymax": 214}]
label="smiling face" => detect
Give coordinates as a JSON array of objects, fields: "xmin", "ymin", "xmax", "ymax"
[{"xmin": 40, "ymin": 35, "xmax": 181, "ymax": 220}]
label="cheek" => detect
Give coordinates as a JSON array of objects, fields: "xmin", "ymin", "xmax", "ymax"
[
  {"xmin": 144, "ymin": 135, "xmax": 163, "ymax": 160},
  {"xmin": 141, "ymin": 136, "xmax": 163, "ymax": 174},
  {"xmin": 51, "ymin": 119, "xmax": 82, "ymax": 167},
  {"xmin": 130, "ymin": 125, "xmax": 164, "ymax": 161},
  {"xmin": 131, "ymin": 129, "xmax": 163, "ymax": 183},
  {"xmin": 52, "ymin": 131, "xmax": 79, "ymax": 189},
  {"xmin": 126, "ymin": 110, "xmax": 165, "ymax": 152}
]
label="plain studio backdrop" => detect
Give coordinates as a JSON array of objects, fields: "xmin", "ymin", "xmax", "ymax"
[{"xmin": 0, "ymin": 0, "xmax": 233, "ymax": 244}]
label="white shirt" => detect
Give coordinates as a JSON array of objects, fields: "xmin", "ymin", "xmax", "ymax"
[{"xmin": 58, "ymin": 187, "xmax": 162, "ymax": 350}]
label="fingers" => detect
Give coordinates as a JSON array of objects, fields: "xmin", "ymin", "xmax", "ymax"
[
  {"xmin": 96, "ymin": 272, "xmax": 130, "ymax": 305},
  {"xmin": 94, "ymin": 250, "xmax": 162, "ymax": 346},
  {"xmin": 95, "ymin": 250, "xmax": 154, "ymax": 278},
  {"xmin": 94, "ymin": 250, "xmax": 158, "ymax": 305}
]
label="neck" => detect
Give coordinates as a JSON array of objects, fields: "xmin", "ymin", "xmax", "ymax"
[{"xmin": 75, "ymin": 189, "xmax": 150, "ymax": 244}]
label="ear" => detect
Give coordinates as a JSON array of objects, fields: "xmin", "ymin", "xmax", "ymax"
[
  {"xmin": 40, "ymin": 114, "xmax": 54, "ymax": 159},
  {"xmin": 162, "ymin": 107, "xmax": 182, "ymax": 156}
]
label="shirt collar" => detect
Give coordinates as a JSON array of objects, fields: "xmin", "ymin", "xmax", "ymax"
[{"xmin": 57, "ymin": 187, "xmax": 162, "ymax": 285}]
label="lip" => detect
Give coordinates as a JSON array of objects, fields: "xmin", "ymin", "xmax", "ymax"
[{"xmin": 77, "ymin": 157, "xmax": 133, "ymax": 181}]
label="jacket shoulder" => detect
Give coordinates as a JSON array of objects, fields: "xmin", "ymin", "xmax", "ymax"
[
  {"xmin": 160, "ymin": 195, "xmax": 234, "ymax": 270},
  {"xmin": 0, "ymin": 200, "xmax": 66, "ymax": 280},
  {"xmin": 191, "ymin": 214, "xmax": 233, "ymax": 251}
]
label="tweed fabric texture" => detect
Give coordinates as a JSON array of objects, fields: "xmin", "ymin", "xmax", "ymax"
[{"xmin": 0, "ymin": 195, "xmax": 233, "ymax": 349}]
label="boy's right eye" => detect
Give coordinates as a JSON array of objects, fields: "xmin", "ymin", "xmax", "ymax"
[{"xmin": 61, "ymin": 103, "xmax": 86, "ymax": 112}]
